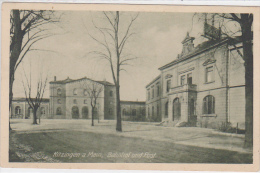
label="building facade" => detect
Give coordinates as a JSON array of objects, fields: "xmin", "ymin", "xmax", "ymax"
[
  {"xmin": 10, "ymin": 98, "xmax": 50, "ymax": 119},
  {"xmin": 146, "ymin": 31, "xmax": 245, "ymax": 129},
  {"xmin": 49, "ymin": 77, "xmax": 116, "ymax": 120},
  {"xmin": 121, "ymin": 101, "xmax": 146, "ymax": 121},
  {"xmin": 146, "ymin": 75, "xmax": 162, "ymax": 122}
]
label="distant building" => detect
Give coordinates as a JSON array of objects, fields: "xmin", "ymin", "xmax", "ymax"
[
  {"xmin": 121, "ymin": 101, "xmax": 146, "ymax": 121},
  {"xmin": 10, "ymin": 98, "xmax": 49, "ymax": 119},
  {"xmin": 146, "ymin": 28, "xmax": 245, "ymax": 129},
  {"xmin": 49, "ymin": 76, "xmax": 116, "ymax": 120}
]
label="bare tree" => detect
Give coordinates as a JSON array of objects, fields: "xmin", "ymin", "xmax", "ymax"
[
  {"xmin": 22, "ymin": 66, "xmax": 48, "ymax": 125},
  {"xmin": 81, "ymin": 80, "xmax": 103, "ymax": 126},
  {"xmin": 10, "ymin": 10, "xmax": 60, "ymax": 129},
  {"xmin": 196, "ymin": 13, "xmax": 253, "ymax": 148},
  {"xmin": 84, "ymin": 11, "xmax": 139, "ymax": 131}
]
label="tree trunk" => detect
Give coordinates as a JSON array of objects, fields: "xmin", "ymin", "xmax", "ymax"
[
  {"xmin": 241, "ymin": 16, "xmax": 253, "ymax": 148},
  {"xmin": 91, "ymin": 107, "xmax": 94, "ymax": 126},
  {"xmin": 9, "ymin": 10, "xmax": 23, "ymax": 130},
  {"xmin": 116, "ymin": 84, "xmax": 122, "ymax": 131},
  {"xmin": 33, "ymin": 108, "xmax": 38, "ymax": 124}
]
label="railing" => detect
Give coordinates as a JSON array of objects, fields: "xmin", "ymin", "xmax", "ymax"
[{"xmin": 170, "ymin": 84, "xmax": 197, "ymax": 93}]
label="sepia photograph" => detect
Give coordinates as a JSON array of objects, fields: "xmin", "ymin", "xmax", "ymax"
[{"xmin": 1, "ymin": 3, "xmax": 259, "ymax": 171}]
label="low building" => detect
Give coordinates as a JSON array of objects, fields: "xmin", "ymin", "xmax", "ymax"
[
  {"xmin": 10, "ymin": 98, "xmax": 50, "ymax": 119},
  {"xmin": 121, "ymin": 101, "xmax": 146, "ymax": 121}
]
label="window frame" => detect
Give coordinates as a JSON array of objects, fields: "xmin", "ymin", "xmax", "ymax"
[
  {"xmin": 203, "ymin": 95, "xmax": 215, "ymax": 114},
  {"xmin": 73, "ymin": 88, "xmax": 77, "ymax": 95},
  {"xmin": 205, "ymin": 66, "xmax": 215, "ymax": 83},
  {"xmin": 166, "ymin": 80, "xmax": 171, "ymax": 93}
]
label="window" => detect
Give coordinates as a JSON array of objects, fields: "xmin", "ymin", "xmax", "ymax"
[
  {"xmin": 73, "ymin": 99, "xmax": 77, "ymax": 104},
  {"xmin": 203, "ymin": 95, "xmax": 215, "ymax": 114},
  {"xmin": 148, "ymin": 91, "xmax": 150, "ymax": 100},
  {"xmin": 56, "ymin": 107, "xmax": 62, "ymax": 115},
  {"xmin": 110, "ymin": 91, "xmax": 113, "ymax": 97},
  {"xmin": 73, "ymin": 89, "xmax": 77, "ymax": 95},
  {"xmin": 84, "ymin": 89, "xmax": 88, "ymax": 96},
  {"xmin": 109, "ymin": 108, "xmax": 113, "ymax": 115},
  {"xmin": 84, "ymin": 99, "xmax": 88, "ymax": 104},
  {"xmin": 165, "ymin": 102, "xmax": 168, "ymax": 118},
  {"xmin": 157, "ymin": 85, "xmax": 160, "ymax": 97},
  {"xmin": 132, "ymin": 109, "xmax": 136, "ymax": 116},
  {"xmin": 206, "ymin": 66, "xmax": 214, "ymax": 83},
  {"xmin": 166, "ymin": 80, "xmax": 171, "ymax": 92},
  {"xmin": 15, "ymin": 106, "xmax": 21, "ymax": 114},
  {"xmin": 152, "ymin": 88, "xmax": 154, "ymax": 98},
  {"xmin": 57, "ymin": 88, "xmax": 62, "ymax": 96},
  {"xmin": 152, "ymin": 106, "xmax": 154, "ymax": 117},
  {"xmin": 148, "ymin": 107, "xmax": 150, "ymax": 117},
  {"xmin": 180, "ymin": 75, "xmax": 186, "ymax": 85},
  {"xmin": 41, "ymin": 107, "xmax": 45, "ymax": 115},
  {"xmin": 57, "ymin": 99, "xmax": 61, "ymax": 104},
  {"xmin": 187, "ymin": 73, "xmax": 192, "ymax": 85}
]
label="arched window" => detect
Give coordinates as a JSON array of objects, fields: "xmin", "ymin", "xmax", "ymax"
[
  {"xmin": 165, "ymin": 102, "xmax": 168, "ymax": 118},
  {"xmin": 56, "ymin": 107, "xmax": 62, "ymax": 115},
  {"xmin": 57, "ymin": 88, "xmax": 62, "ymax": 96},
  {"xmin": 132, "ymin": 109, "xmax": 136, "ymax": 116},
  {"xmin": 73, "ymin": 99, "xmax": 77, "ymax": 104},
  {"xmin": 40, "ymin": 107, "xmax": 45, "ymax": 115},
  {"xmin": 110, "ymin": 91, "xmax": 113, "ymax": 97},
  {"xmin": 15, "ymin": 106, "xmax": 21, "ymax": 114},
  {"xmin": 73, "ymin": 88, "xmax": 77, "ymax": 95},
  {"xmin": 203, "ymin": 95, "xmax": 215, "ymax": 114}
]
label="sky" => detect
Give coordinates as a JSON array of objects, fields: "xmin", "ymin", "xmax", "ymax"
[{"xmin": 13, "ymin": 11, "xmax": 209, "ymax": 101}]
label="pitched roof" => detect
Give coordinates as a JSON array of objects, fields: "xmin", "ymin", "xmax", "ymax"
[
  {"xmin": 146, "ymin": 75, "xmax": 161, "ymax": 88},
  {"xmin": 12, "ymin": 97, "xmax": 49, "ymax": 102},
  {"xmin": 49, "ymin": 77, "xmax": 114, "ymax": 86},
  {"xmin": 120, "ymin": 100, "xmax": 145, "ymax": 105}
]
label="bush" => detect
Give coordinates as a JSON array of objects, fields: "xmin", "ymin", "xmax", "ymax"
[{"xmin": 218, "ymin": 122, "xmax": 245, "ymax": 134}]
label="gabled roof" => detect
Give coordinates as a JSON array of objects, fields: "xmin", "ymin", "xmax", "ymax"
[
  {"xmin": 158, "ymin": 37, "xmax": 231, "ymax": 71},
  {"xmin": 49, "ymin": 77, "xmax": 114, "ymax": 86}
]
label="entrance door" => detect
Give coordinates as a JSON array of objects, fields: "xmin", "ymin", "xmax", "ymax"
[
  {"xmin": 72, "ymin": 106, "xmax": 79, "ymax": 119},
  {"xmin": 82, "ymin": 106, "xmax": 89, "ymax": 119},
  {"xmin": 172, "ymin": 98, "xmax": 181, "ymax": 121}
]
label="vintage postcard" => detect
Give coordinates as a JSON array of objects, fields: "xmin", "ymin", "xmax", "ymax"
[{"xmin": 1, "ymin": 2, "xmax": 259, "ymax": 171}]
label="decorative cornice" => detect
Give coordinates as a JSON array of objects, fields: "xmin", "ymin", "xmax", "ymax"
[
  {"xmin": 165, "ymin": 74, "xmax": 173, "ymax": 79},
  {"xmin": 203, "ymin": 58, "xmax": 216, "ymax": 66}
]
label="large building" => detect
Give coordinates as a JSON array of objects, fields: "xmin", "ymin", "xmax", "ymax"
[
  {"xmin": 10, "ymin": 98, "xmax": 50, "ymax": 119},
  {"xmin": 146, "ymin": 26, "xmax": 246, "ymax": 129},
  {"xmin": 49, "ymin": 76, "xmax": 116, "ymax": 120}
]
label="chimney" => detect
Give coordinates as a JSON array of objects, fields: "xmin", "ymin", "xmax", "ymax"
[{"xmin": 54, "ymin": 76, "xmax": 56, "ymax": 81}]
